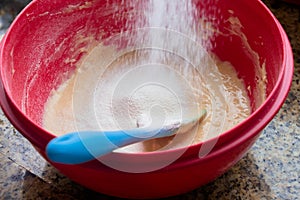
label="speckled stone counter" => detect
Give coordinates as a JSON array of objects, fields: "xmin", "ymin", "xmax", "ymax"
[{"xmin": 0, "ymin": 0, "xmax": 299, "ymax": 199}]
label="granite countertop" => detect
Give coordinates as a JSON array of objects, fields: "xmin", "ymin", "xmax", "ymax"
[{"xmin": 0, "ymin": 0, "xmax": 299, "ymax": 199}]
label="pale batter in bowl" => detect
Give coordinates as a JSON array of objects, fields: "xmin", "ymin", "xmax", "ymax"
[{"xmin": 43, "ymin": 42, "xmax": 251, "ymax": 153}]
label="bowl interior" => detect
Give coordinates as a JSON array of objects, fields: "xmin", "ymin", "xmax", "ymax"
[{"xmin": 1, "ymin": 0, "xmax": 284, "ymax": 140}]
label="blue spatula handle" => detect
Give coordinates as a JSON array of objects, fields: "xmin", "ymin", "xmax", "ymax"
[{"xmin": 46, "ymin": 126, "xmax": 179, "ymax": 165}]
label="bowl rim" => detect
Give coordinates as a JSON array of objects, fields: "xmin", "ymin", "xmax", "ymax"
[{"xmin": 0, "ymin": 0, "xmax": 294, "ymax": 162}]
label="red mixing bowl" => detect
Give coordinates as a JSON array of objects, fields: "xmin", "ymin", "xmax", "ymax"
[{"xmin": 0, "ymin": 0, "xmax": 293, "ymax": 199}]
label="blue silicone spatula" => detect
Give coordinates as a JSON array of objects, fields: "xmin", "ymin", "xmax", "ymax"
[{"xmin": 46, "ymin": 109, "xmax": 206, "ymax": 165}]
